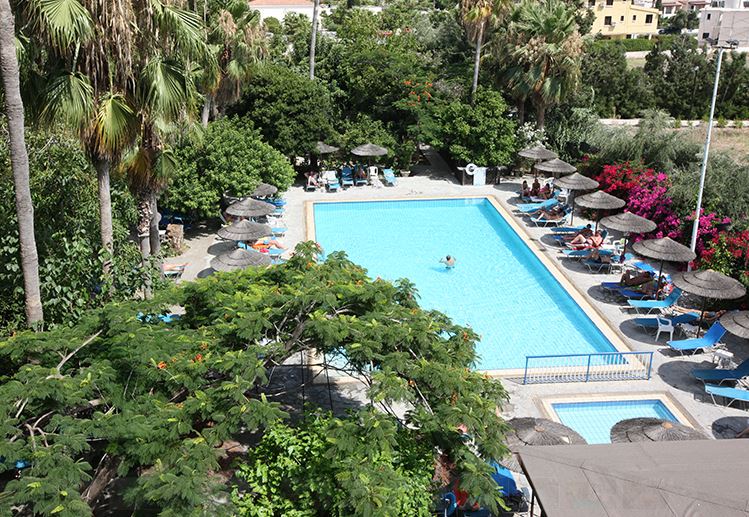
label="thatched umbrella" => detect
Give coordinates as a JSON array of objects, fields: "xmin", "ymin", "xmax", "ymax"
[
  {"xmin": 316, "ymin": 141, "xmax": 339, "ymax": 154},
  {"xmin": 216, "ymin": 220, "xmax": 271, "ymax": 242},
  {"xmin": 210, "ymin": 248, "xmax": 272, "ymax": 272},
  {"xmin": 632, "ymin": 237, "xmax": 696, "ymax": 292},
  {"xmin": 503, "ymin": 417, "xmax": 587, "ymax": 472},
  {"xmin": 518, "ymin": 145, "xmax": 557, "ymax": 161},
  {"xmin": 574, "ymin": 190, "xmax": 626, "ymax": 231},
  {"xmin": 600, "ymin": 212, "xmax": 657, "ymax": 261},
  {"xmin": 553, "ymin": 173, "xmax": 599, "ymax": 224},
  {"xmin": 610, "ymin": 418, "xmax": 707, "ymax": 443},
  {"xmin": 720, "ymin": 311, "xmax": 749, "ymax": 339},
  {"xmin": 351, "ymin": 143, "xmax": 388, "ymax": 157},
  {"xmin": 252, "ymin": 183, "xmax": 278, "ymax": 198},
  {"xmin": 672, "ymin": 269, "xmax": 746, "ymax": 336},
  {"xmin": 225, "ymin": 198, "xmax": 276, "ymax": 219},
  {"xmin": 534, "ymin": 158, "xmax": 576, "ymax": 176}
]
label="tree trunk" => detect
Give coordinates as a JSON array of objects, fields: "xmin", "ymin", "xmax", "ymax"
[
  {"xmin": 309, "ymin": 0, "xmax": 320, "ymax": 80},
  {"xmin": 149, "ymin": 192, "xmax": 160, "ymax": 257},
  {"xmin": 201, "ymin": 93, "xmax": 212, "ymax": 127},
  {"xmin": 516, "ymin": 99, "xmax": 525, "ymax": 126},
  {"xmin": 136, "ymin": 191, "xmax": 153, "ymax": 299},
  {"xmin": 470, "ymin": 20, "xmax": 485, "ymax": 104},
  {"xmin": 535, "ymin": 100, "xmax": 546, "ymax": 130},
  {"xmin": 0, "ymin": 0, "xmax": 44, "ymax": 327},
  {"xmin": 95, "ymin": 157, "xmax": 114, "ymax": 278}
]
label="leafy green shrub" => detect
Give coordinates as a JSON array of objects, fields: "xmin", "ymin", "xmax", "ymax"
[
  {"xmin": 717, "ymin": 116, "xmax": 727, "ymax": 128},
  {"xmin": 674, "ymin": 118, "xmax": 682, "ymax": 129},
  {"xmin": 164, "ymin": 117, "xmax": 295, "ymax": 218},
  {"xmin": 227, "ymin": 64, "xmax": 336, "ymax": 157},
  {"xmin": 736, "ymin": 119, "xmax": 744, "ymax": 129}
]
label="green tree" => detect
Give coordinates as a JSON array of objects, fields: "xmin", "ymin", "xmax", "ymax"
[
  {"xmin": 227, "ymin": 64, "xmax": 335, "ymax": 157},
  {"xmin": 501, "ymin": 0, "xmax": 583, "ymax": 129},
  {"xmin": 0, "ymin": 244, "xmax": 509, "ymax": 515},
  {"xmin": 0, "ymin": 0, "xmax": 44, "ymax": 327},
  {"xmin": 460, "ymin": 0, "xmax": 508, "ymax": 102},
  {"xmin": 163, "ymin": 117, "xmax": 295, "ymax": 218}
]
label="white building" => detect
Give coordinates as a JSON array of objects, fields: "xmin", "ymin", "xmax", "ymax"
[
  {"xmin": 660, "ymin": 0, "xmax": 709, "ymax": 18},
  {"xmin": 698, "ymin": 0, "xmax": 749, "ymax": 47},
  {"xmin": 248, "ymin": 0, "xmax": 381, "ymax": 22}
]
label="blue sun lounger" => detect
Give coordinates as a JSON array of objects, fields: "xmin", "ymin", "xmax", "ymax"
[
  {"xmin": 531, "ymin": 209, "xmax": 571, "ymax": 227},
  {"xmin": 550, "ymin": 225, "xmax": 586, "ymax": 234},
  {"xmin": 382, "ymin": 168, "xmax": 397, "ymax": 186},
  {"xmin": 693, "ymin": 358, "xmax": 749, "ymax": 385},
  {"xmin": 562, "ymin": 248, "xmax": 615, "ymax": 259},
  {"xmin": 583, "ymin": 253, "xmax": 633, "ymax": 273},
  {"xmin": 516, "ymin": 198, "xmax": 559, "ymax": 214},
  {"xmin": 634, "ymin": 312, "xmax": 699, "ymax": 329},
  {"xmin": 627, "ymin": 288, "xmax": 682, "ymax": 313},
  {"xmin": 705, "ymin": 384, "xmax": 749, "ymax": 408},
  {"xmin": 667, "ymin": 321, "xmax": 726, "ymax": 355}
]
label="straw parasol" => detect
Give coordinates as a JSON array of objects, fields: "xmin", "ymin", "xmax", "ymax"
[
  {"xmin": 351, "ymin": 143, "xmax": 388, "ymax": 157},
  {"xmin": 225, "ymin": 198, "xmax": 276, "ymax": 219},
  {"xmin": 503, "ymin": 417, "xmax": 586, "ymax": 471},
  {"xmin": 720, "ymin": 311, "xmax": 749, "ymax": 339},
  {"xmin": 316, "ymin": 141, "xmax": 339, "ymax": 154},
  {"xmin": 632, "ymin": 237, "xmax": 696, "ymax": 292},
  {"xmin": 553, "ymin": 173, "xmax": 599, "ymax": 224},
  {"xmin": 518, "ymin": 145, "xmax": 557, "ymax": 161},
  {"xmin": 600, "ymin": 212, "xmax": 657, "ymax": 261},
  {"xmin": 534, "ymin": 158, "xmax": 577, "ymax": 176},
  {"xmin": 216, "ymin": 220, "xmax": 271, "ymax": 242},
  {"xmin": 210, "ymin": 248, "xmax": 272, "ymax": 272},
  {"xmin": 672, "ymin": 269, "xmax": 746, "ymax": 336},
  {"xmin": 574, "ymin": 190, "xmax": 626, "ymax": 230},
  {"xmin": 251, "ymin": 183, "xmax": 278, "ymax": 198},
  {"xmin": 610, "ymin": 418, "xmax": 707, "ymax": 443}
]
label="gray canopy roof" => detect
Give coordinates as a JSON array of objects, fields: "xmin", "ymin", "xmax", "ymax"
[
  {"xmin": 600, "ymin": 212, "xmax": 657, "ymax": 235},
  {"xmin": 252, "ymin": 183, "xmax": 278, "ymax": 197},
  {"xmin": 574, "ymin": 190, "xmax": 626, "ymax": 210},
  {"xmin": 610, "ymin": 418, "xmax": 707, "ymax": 443},
  {"xmin": 518, "ymin": 145, "xmax": 557, "ymax": 161},
  {"xmin": 351, "ymin": 143, "xmax": 388, "ymax": 156},
  {"xmin": 519, "ymin": 440, "xmax": 749, "ymax": 517},
  {"xmin": 553, "ymin": 172, "xmax": 598, "ymax": 191},
  {"xmin": 535, "ymin": 158, "xmax": 577, "ymax": 174},
  {"xmin": 210, "ymin": 248, "xmax": 272, "ymax": 272},
  {"xmin": 672, "ymin": 269, "xmax": 747, "ymax": 300},
  {"xmin": 632, "ymin": 237, "xmax": 696, "ymax": 263},
  {"xmin": 216, "ymin": 220, "xmax": 271, "ymax": 242},
  {"xmin": 720, "ymin": 310, "xmax": 749, "ymax": 339},
  {"xmin": 225, "ymin": 198, "xmax": 276, "ymax": 218},
  {"xmin": 316, "ymin": 141, "xmax": 339, "ymax": 154}
]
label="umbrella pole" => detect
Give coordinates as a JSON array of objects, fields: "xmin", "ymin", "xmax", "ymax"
[
  {"xmin": 697, "ymin": 299, "xmax": 707, "ymax": 339},
  {"xmin": 656, "ymin": 259, "xmax": 665, "ymax": 300},
  {"xmin": 569, "ymin": 192, "xmax": 575, "ymax": 226}
]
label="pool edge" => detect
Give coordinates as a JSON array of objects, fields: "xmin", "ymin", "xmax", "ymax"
[{"xmin": 305, "ymin": 195, "xmax": 633, "ymax": 379}]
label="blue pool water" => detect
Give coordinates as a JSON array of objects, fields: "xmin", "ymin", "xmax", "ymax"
[
  {"xmin": 552, "ymin": 399, "xmax": 678, "ymax": 444},
  {"xmin": 313, "ymin": 198, "xmax": 617, "ymax": 370}
]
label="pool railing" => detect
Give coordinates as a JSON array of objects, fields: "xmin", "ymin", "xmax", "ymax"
[{"xmin": 522, "ymin": 351, "xmax": 654, "ymax": 384}]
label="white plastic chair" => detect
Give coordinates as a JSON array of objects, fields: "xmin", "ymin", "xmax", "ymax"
[{"xmin": 655, "ymin": 316, "xmax": 675, "ymax": 342}]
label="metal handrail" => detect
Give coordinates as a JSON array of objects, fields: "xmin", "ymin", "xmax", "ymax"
[{"xmin": 522, "ymin": 351, "xmax": 654, "ymax": 384}]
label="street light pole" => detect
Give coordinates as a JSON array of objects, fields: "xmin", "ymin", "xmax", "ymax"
[{"xmin": 689, "ymin": 40, "xmax": 737, "ymax": 262}]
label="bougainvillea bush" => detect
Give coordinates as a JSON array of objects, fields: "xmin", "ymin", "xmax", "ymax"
[{"xmin": 700, "ymin": 230, "xmax": 749, "ymax": 289}]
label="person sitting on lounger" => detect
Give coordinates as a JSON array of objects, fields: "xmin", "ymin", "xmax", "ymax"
[
  {"xmin": 569, "ymin": 229, "xmax": 603, "ymax": 248},
  {"xmin": 520, "ymin": 181, "xmax": 531, "ymax": 198},
  {"xmin": 563, "ymin": 224, "xmax": 593, "ymax": 242},
  {"xmin": 440, "ymin": 255, "xmax": 456, "ymax": 268},
  {"xmin": 619, "ymin": 269, "xmax": 652, "ymax": 286},
  {"xmin": 589, "ymin": 248, "xmax": 611, "ymax": 264},
  {"xmin": 539, "ymin": 183, "xmax": 553, "ymax": 199},
  {"xmin": 305, "ymin": 170, "xmax": 320, "ymax": 188},
  {"xmin": 530, "ymin": 178, "xmax": 541, "ymax": 197},
  {"xmin": 354, "ymin": 164, "xmax": 367, "ymax": 180}
]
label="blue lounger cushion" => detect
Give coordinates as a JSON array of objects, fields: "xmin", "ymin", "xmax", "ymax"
[
  {"xmin": 667, "ymin": 322, "xmax": 726, "ymax": 354},
  {"xmin": 627, "ymin": 288, "xmax": 682, "ymax": 312},
  {"xmin": 693, "ymin": 358, "xmax": 749, "ymax": 384},
  {"xmin": 633, "ymin": 313, "xmax": 699, "ymax": 328},
  {"xmin": 705, "ymin": 384, "xmax": 749, "ymax": 406}
]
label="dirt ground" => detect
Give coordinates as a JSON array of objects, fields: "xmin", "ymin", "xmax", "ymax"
[{"xmin": 678, "ymin": 127, "xmax": 749, "ymax": 159}]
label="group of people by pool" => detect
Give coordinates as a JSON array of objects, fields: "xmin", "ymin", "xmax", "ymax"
[
  {"xmin": 305, "ymin": 162, "xmax": 369, "ymax": 188},
  {"xmin": 520, "ymin": 179, "xmax": 554, "ymax": 200}
]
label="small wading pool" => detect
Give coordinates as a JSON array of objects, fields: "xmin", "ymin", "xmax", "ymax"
[
  {"xmin": 552, "ymin": 399, "xmax": 679, "ymax": 444},
  {"xmin": 311, "ymin": 198, "xmax": 619, "ymax": 370}
]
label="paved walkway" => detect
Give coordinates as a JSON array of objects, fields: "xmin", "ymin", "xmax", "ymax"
[{"xmin": 167, "ymin": 152, "xmax": 749, "ymax": 441}]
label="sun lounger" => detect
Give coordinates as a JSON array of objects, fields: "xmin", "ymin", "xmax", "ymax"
[
  {"xmin": 516, "ymin": 198, "xmax": 559, "ymax": 214},
  {"xmin": 562, "ymin": 247, "xmax": 615, "ymax": 259},
  {"xmin": 530, "ymin": 209, "xmax": 571, "ymax": 228},
  {"xmin": 550, "ymin": 225, "xmax": 587, "ymax": 234},
  {"xmin": 633, "ymin": 312, "xmax": 700, "ymax": 340},
  {"xmin": 627, "ymin": 288, "xmax": 682, "ymax": 313},
  {"xmin": 666, "ymin": 321, "xmax": 726, "ymax": 355},
  {"xmin": 383, "ymin": 168, "xmax": 397, "ymax": 186},
  {"xmin": 692, "ymin": 358, "xmax": 749, "ymax": 385},
  {"xmin": 323, "ymin": 170, "xmax": 341, "ymax": 192},
  {"xmin": 583, "ymin": 253, "xmax": 633, "ymax": 273},
  {"xmin": 705, "ymin": 384, "xmax": 749, "ymax": 408},
  {"xmin": 271, "ymin": 227, "xmax": 287, "ymax": 237}
]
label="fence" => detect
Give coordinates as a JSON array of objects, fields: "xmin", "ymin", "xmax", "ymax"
[{"xmin": 522, "ymin": 351, "xmax": 654, "ymax": 385}]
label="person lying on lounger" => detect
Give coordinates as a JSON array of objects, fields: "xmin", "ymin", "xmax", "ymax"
[
  {"xmin": 251, "ymin": 238, "xmax": 286, "ymax": 251},
  {"xmin": 563, "ymin": 224, "xmax": 593, "ymax": 242},
  {"xmin": 569, "ymin": 230, "xmax": 603, "ymax": 248},
  {"xmin": 619, "ymin": 269, "xmax": 652, "ymax": 287},
  {"xmin": 672, "ymin": 306, "xmax": 726, "ymax": 324},
  {"xmin": 537, "ymin": 205, "xmax": 565, "ymax": 221}
]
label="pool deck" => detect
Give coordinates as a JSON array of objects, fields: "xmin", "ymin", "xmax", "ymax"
[{"xmin": 169, "ymin": 151, "xmax": 749, "ymax": 441}]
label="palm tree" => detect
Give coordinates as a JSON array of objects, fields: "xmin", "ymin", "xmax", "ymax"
[
  {"xmin": 502, "ymin": 0, "xmax": 582, "ymax": 129},
  {"xmin": 461, "ymin": 0, "xmax": 507, "ymax": 103},
  {"xmin": 309, "ymin": 0, "xmax": 320, "ymax": 79},
  {"xmin": 0, "ymin": 0, "xmax": 44, "ymax": 326}
]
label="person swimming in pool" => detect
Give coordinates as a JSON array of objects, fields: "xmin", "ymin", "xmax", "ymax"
[{"xmin": 440, "ymin": 255, "xmax": 456, "ymax": 268}]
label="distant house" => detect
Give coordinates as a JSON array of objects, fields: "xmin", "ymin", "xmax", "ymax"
[
  {"xmin": 588, "ymin": 0, "xmax": 660, "ymax": 39},
  {"xmin": 661, "ymin": 0, "xmax": 709, "ymax": 17},
  {"xmin": 699, "ymin": 0, "xmax": 749, "ymax": 47},
  {"xmin": 247, "ymin": 0, "xmax": 381, "ymax": 22}
]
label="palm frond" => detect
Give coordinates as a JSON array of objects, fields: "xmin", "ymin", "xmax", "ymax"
[
  {"xmin": 149, "ymin": 0, "xmax": 208, "ymax": 58},
  {"xmin": 28, "ymin": 0, "xmax": 93, "ymax": 49},
  {"xmin": 40, "ymin": 71, "xmax": 95, "ymax": 128},
  {"xmin": 138, "ymin": 57, "xmax": 190, "ymax": 120},
  {"xmin": 90, "ymin": 92, "xmax": 138, "ymax": 159}
]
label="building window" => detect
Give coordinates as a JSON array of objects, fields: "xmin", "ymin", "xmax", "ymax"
[
  {"xmin": 633, "ymin": 15, "xmax": 637, "ymax": 20},
  {"xmin": 664, "ymin": 6, "xmax": 672, "ymax": 13},
  {"xmin": 606, "ymin": 0, "xmax": 613, "ymax": 5},
  {"xmin": 588, "ymin": 0, "xmax": 595, "ymax": 6},
  {"xmin": 620, "ymin": 15, "xmax": 625, "ymax": 20},
  {"xmin": 744, "ymin": 1, "xmax": 749, "ymax": 7},
  {"xmin": 645, "ymin": 14, "xmax": 654, "ymax": 23},
  {"xmin": 702, "ymin": 32, "xmax": 710, "ymax": 39},
  {"xmin": 707, "ymin": 13, "xmax": 711, "ymax": 19},
  {"xmin": 605, "ymin": 15, "xmax": 612, "ymax": 24}
]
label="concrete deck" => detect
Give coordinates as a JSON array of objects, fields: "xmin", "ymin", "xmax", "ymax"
[{"xmin": 167, "ymin": 150, "xmax": 749, "ymax": 441}]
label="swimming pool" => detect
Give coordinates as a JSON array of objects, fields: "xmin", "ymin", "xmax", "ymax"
[
  {"xmin": 312, "ymin": 198, "xmax": 619, "ymax": 370},
  {"xmin": 552, "ymin": 399, "xmax": 678, "ymax": 444}
]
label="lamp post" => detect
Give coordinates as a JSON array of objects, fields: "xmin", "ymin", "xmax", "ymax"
[{"xmin": 689, "ymin": 38, "xmax": 739, "ymax": 264}]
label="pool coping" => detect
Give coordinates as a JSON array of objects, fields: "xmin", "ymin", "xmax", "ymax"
[
  {"xmin": 535, "ymin": 391, "xmax": 703, "ymax": 431},
  {"xmin": 304, "ymin": 195, "xmax": 633, "ymax": 380}
]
